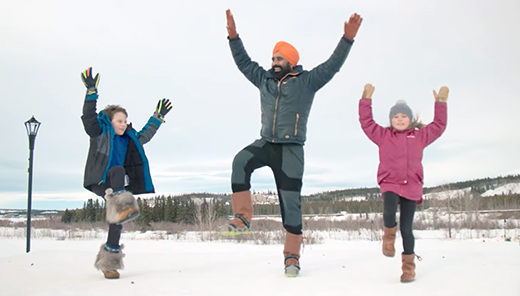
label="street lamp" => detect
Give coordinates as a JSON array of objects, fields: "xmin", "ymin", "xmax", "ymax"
[{"xmin": 24, "ymin": 116, "xmax": 41, "ymax": 253}]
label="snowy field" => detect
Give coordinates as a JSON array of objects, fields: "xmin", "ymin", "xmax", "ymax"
[{"xmin": 0, "ymin": 234, "xmax": 519, "ymax": 296}]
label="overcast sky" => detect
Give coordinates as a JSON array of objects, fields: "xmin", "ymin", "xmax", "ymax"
[{"xmin": 1, "ymin": 0, "xmax": 519, "ymax": 210}]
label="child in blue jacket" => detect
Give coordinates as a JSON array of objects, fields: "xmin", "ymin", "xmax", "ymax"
[{"xmin": 80, "ymin": 67, "xmax": 172, "ymax": 279}]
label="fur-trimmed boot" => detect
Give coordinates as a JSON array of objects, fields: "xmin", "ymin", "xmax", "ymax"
[
  {"xmin": 400, "ymin": 253, "xmax": 416, "ymax": 283},
  {"xmin": 227, "ymin": 190, "xmax": 253, "ymax": 232},
  {"xmin": 94, "ymin": 243, "xmax": 125, "ymax": 279},
  {"xmin": 382, "ymin": 226, "xmax": 397, "ymax": 257},
  {"xmin": 105, "ymin": 188, "xmax": 139, "ymax": 224},
  {"xmin": 283, "ymin": 232, "xmax": 303, "ymax": 277}
]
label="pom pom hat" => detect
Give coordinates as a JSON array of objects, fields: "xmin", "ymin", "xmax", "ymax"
[{"xmin": 389, "ymin": 100, "xmax": 413, "ymax": 121}]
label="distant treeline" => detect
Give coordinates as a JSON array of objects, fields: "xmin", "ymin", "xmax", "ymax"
[
  {"xmin": 61, "ymin": 196, "xmax": 230, "ymax": 226},
  {"xmin": 61, "ymin": 192, "xmax": 520, "ymax": 225},
  {"xmin": 304, "ymin": 174, "xmax": 520, "ymax": 201}
]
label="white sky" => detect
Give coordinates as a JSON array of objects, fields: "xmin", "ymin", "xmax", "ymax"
[
  {"xmin": 1, "ymin": 235, "xmax": 519, "ymax": 295},
  {"xmin": 1, "ymin": 0, "xmax": 519, "ymax": 210}
]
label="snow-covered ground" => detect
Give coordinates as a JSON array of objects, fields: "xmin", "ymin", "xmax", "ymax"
[
  {"xmin": 0, "ymin": 234, "xmax": 519, "ymax": 296},
  {"xmin": 482, "ymin": 183, "xmax": 520, "ymax": 197}
]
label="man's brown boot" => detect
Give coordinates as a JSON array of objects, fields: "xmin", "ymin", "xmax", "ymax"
[
  {"xmin": 382, "ymin": 226, "xmax": 397, "ymax": 257},
  {"xmin": 400, "ymin": 253, "xmax": 416, "ymax": 283},
  {"xmin": 283, "ymin": 232, "xmax": 303, "ymax": 277},
  {"xmin": 228, "ymin": 190, "xmax": 253, "ymax": 232}
]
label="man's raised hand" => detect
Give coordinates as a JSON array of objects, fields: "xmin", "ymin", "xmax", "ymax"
[
  {"xmin": 226, "ymin": 9, "xmax": 238, "ymax": 39},
  {"xmin": 344, "ymin": 13, "xmax": 363, "ymax": 40}
]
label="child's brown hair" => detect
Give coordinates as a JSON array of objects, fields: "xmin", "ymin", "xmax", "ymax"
[{"xmin": 103, "ymin": 105, "xmax": 128, "ymax": 121}]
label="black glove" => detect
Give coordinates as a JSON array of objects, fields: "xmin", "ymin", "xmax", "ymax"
[
  {"xmin": 154, "ymin": 98, "xmax": 173, "ymax": 122},
  {"xmin": 81, "ymin": 67, "xmax": 100, "ymax": 95}
]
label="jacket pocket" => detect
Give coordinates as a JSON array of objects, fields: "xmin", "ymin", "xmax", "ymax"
[
  {"xmin": 377, "ymin": 171, "xmax": 390, "ymax": 184},
  {"xmin": 294, "ymin": 113, "xmax": 299, "ymax": 136}
]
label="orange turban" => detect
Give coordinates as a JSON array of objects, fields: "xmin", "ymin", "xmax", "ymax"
[{"xmin": 272, "ymin": 41, "xmax": 300, "ymax": 67}]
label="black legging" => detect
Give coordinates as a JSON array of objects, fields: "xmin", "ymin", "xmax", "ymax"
[
  {"xmin": 91, "ymin": 166, "xmax": 126, "ymax": 249},
  {"xmin": 383, "ymin": 191, "xmax": 417, "ymax": 255}
]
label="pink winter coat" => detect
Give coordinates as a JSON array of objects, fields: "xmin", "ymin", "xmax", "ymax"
[{"xmin": 359, "ymin": 99, "xmax": 447, "ymax": 204}]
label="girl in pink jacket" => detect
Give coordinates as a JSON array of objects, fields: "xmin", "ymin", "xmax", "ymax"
[{"xmin": 359, "ymin": 83, "xmax": 449, "ymax": 283}]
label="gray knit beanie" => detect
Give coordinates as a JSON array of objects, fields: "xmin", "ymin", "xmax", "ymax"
[{"xmin": 389, "ymin": 100, "xmax": 413, "ymax": 121}]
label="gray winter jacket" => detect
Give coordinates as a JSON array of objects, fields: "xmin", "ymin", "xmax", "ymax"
[{"xmin": 229, "ymin": 36, "xmax": 354, "ymax": 144}]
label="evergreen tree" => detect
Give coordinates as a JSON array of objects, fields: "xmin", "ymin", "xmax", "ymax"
[
  {"xmin": 61, "ymin": 209, "xmax": 73, "ymax": 223},
  {"xmin": 164, "ymin": 196, "xmax": 175, "ymax": 222},
  {"xmin": 200, "ymin": 198, "xmax": 209, "ymax": 223}
]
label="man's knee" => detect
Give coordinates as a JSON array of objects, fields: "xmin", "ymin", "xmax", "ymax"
[
  {"xmin": 231, "ymin": 150, "xmax": 254, "ymax": 184},
  {"xmin": 283, "ymin": 224, "xmax": 302, "ymax": 235}
]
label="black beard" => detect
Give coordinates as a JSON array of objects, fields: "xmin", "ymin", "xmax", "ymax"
[{"xmin": 271, "ymin": 64, "xmax": 292, "ymax": 80}]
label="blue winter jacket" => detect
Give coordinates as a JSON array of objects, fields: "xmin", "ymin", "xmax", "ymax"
[{"xmin": 81, "ymin": 92, "xmax": 161, "ymax": 194}]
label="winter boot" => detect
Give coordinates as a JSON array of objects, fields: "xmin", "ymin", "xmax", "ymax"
[
  {"xmin": 227, "ymin": 190, "xmax": 253, "ymax": 232},
  {"xmin": 94, "ymin": 243, "xmax": 125, "ymax": 279},
  {"xmin": 283, "ymin": 232, "xmax": 303, "ymax": 277},
  {"xmin": 105, "ymin": 188, "xmax": 140, "ymax": 224},
  {"xmin": 382, "ymin": 226, "xmax": 397, "ymax": 257},
  {"xmin": 400, "ymin": 253, "xmax": 416, "ymax": 283}
]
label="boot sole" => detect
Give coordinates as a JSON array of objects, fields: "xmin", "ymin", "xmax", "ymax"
[
  {"xmin": 117, "ymin": 211, "xmax": 139, "ymax": 225},
  {"xmin": 285, "ymin": 265, "xmax": 300, "ymax": 277},
  {"xmin": 220, "ymin": 230, "xmax": 252, "ymax": 236}
]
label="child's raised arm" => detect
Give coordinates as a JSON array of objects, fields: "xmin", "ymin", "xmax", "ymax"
[
  {"xmin": 359, "ymin": 83, "xmax": 386, "ymax": 145},
  {"xmin": 433, "ymin": 86, "xmax": 449, "ymax": 102},
  {"xmin": 419, "ymin": 86, "xmax": 449, "ymax": 146},
  {"xmin": 80, "ymin": 67, "xmax": 102, "ymax": 137},
  {"xmin": 136, "ymin": 98, "xmax": 173, "ymax": 145}
]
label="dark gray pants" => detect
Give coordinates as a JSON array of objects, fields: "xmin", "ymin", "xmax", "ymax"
[
  {"xmin": 383, "ymin": 191, "xmax": 417, "ymax": 255},
  {"xmin": 91, "ymin": 166, "xmax": 126, "ymax": 249},
  {"xmin": 231, "ymin": 139, "xmax": 304, "ymax": 235}
]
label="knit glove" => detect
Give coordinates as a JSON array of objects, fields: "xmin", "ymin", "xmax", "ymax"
[
  {"xmin": 154, "ymin": 98, "xmax": 173, "ymax": 122},
  {"xmin": 362, "ymin": 83, "xmax": 375, "ymax": 99},
  {"xmin": 344, "ymin": 13, "xmax": 363, "ymax": 40},
  {"xmin": 433, "ymin": 86, "xmax": 449, "ymax": 102},
  {"xmin": 81, "ymin": 67, "xmax": 100, "ymax": 95},
  {"xmin": 226, "ymin": 9, "xmax": 238, "ymax": 39}
]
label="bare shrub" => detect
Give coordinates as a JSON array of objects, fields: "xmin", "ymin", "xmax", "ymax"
[{"xmin": 0, "ymin": 219, "xmax": 13, "ymax": 227}]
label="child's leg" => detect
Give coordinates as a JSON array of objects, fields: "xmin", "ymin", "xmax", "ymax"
[
  {"xmin": 399, "ymin": 197, "xmax": 417, "ymax": 254},
  {"xmin": 107, "ymin": 166, "xmax": 125, "ymax": 191},
  {"xmin": 383, "ymin": 192, "xmax": 399, "ymax": 227},
  {"xmin": 104, "ymin": 166, "xmax": 139, "ymax": 224},
  {"xmin": 382, "ymin": 192, "xmax": 399, "ymax": 257},
  {"xmin": 107, "ymin": 224, "xmax": 123, "ymax": 249}
]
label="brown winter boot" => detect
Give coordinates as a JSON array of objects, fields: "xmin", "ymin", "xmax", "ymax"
[
  {"xmin": 382, "ymin": 226, "xmax": 397, "ymax": 257},
  {"xmin": 283, "ymin": 232, "xmax": 303, "ymax": 277},
  {"xmin": 94, "ymin": 244, "xmax": 125, "ymax": 280},
  {"xmin": 400, "ymin": 253, "xmax": 416, "ymax": 283},
  {"xmin": 228, "ymin": 190, "xmax": 253, "ymax": 232},
  {"xmin": 102, "ymin": 270, "xmax": 120, "ymax": 279}
]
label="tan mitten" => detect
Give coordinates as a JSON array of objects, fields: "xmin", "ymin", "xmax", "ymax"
[
  {"xmin": 363, "ymin": 83, "xmax": 375, "ymax": 99},
  {"xmin": 433, "ymin": 86, "xmax": 449, "ymax": 102}
]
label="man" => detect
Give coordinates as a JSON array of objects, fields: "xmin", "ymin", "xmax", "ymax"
[{"xmin": 225, "ymin": 9, "xmax": 362, "ymax": 277}]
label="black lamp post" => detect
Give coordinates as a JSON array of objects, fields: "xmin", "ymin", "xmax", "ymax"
[{"xmin": 24, "ymin": 116, "xmax": 41, "ymax": 253}]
